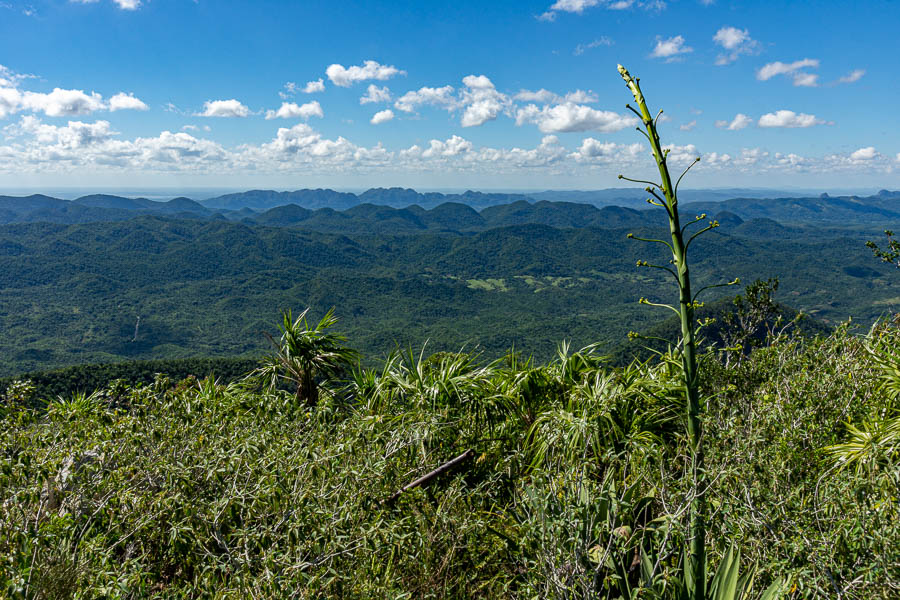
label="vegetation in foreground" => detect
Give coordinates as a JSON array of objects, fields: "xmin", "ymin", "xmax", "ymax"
[{"xmin": 1, "ymin": 315, "xmax": 898, "ymax": 598}]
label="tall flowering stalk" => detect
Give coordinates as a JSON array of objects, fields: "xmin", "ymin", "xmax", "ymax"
[{"xmin": 617, "ymin": 64, "xmax": 737, "ymax": 599}]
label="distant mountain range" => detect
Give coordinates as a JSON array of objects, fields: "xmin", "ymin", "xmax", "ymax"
[{"xmin": 1, "ymin": 188, "xmax": 899, "ymax": 232}]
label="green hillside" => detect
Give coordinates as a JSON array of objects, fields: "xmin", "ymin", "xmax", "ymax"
[{"xmin": 1, "ymin": 217, "xmax": 897, "ymax": 376}]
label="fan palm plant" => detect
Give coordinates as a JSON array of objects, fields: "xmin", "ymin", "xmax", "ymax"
[{"xmin": 255, "ymin": 308, "xmax": 358, "ymax": 407}]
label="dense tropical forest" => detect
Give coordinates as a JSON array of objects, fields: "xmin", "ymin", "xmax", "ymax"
[
  {"xmin": 1, "ymin": 192, "xmax": 899, "ymax": 378},
  {"xmin": 3, "ymin": 73, "xmax": 900, "ymax": 597}
]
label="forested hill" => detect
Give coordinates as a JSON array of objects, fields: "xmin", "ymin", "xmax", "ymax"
[
  {"xmin": 2, "ymin": 188, "xmax": 900, "ymax": 232},
  {"xmin": 1, "ymin": 216, "xmax": 896, "ymax": 376}
]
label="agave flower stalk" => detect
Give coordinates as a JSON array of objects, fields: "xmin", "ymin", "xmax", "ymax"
[{"xmin": 617, "ymin": 64, "xmax": 736, "ymax": 599}]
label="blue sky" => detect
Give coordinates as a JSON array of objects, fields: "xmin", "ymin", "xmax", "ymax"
[{"xmin": 0, "ymin": 0, "xmax": 897, "ymax": 191}]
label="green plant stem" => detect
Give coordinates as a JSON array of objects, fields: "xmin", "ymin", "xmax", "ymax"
[{"xmin": 619, "ymin": 64, "xmax": 706, "ymax": 599}]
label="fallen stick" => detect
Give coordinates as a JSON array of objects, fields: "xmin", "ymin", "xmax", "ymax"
[{"xmin": 384, "ymin": 449, "xmax": 474, "ymax": 504}]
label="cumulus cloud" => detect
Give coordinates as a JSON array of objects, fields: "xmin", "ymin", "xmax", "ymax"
[
  {"xmin": 837, "ymin": 69, "xmax": 865, "ymax": 84},
  {"xmin": 198, "ymin": 99, "xmax": 250, "ymax": 118},
  {"xmin": 850, "ymin": 146, "xmax": 877, "ymax": 161},
  {"xmin": 302, "ymin": 79, "xmax": 325, "ymax": 94},
  {"xmin": 394, "ymin": 85, "xmax": 456, "ymax": 113},
  {"xmin": 108, "ymin": 92, "xmax": 148, "ymax": 111},
  {"xmin": 715, "ymin": 113, "xmax": 752, "ymax": 130},
  {"xmin": 325, "ymin": 60, "xmax": 405, "ymax": 87},
  {"xmin": 757, "ymin": 110, "xmax": 824, "ymax": 128},
  {"xmin": 570, "ymin": 138, "xmax": 643, "ymax": 163},
  {"xmin": 459, "ymin": 74, "xmax": 510, "ymax": 127},
  {"xmin": 16, "ymin": 115, "xmax": 115, "ymax": 148},
  {"xmin": 2, "ymin": 88, "xmax": 107, "ymax": 117},
  {"xmin": 3, "ymin": 113, "xmax": 895, "ymax": 181},
  {"xmin": 756, "ymin": 59, "xmax": 820, "ymax": 87},
  {"xmin": 662, "ymin": 143, "xmax": 701, "ymax": 164},
  {"xmin": 264, "ymin": 101, "xmax": 323, "ymax": 120},
  {"xmin": 650, "ymin": 35, "xmax": 693, "ymax": 60},
  {"xmin": 422, "ymin": 135, "xmax": 473, "ymax": 158},
  {"xmin": 370, "ymin": 109, "xmax": 394, "ymax": 125},
  {"xmin": 515, "ymin": 102, "xmax": 637, "ymax": 133},
  {"xmin": 360, "ymin": 84, "xmax": 391, "ymax": 105},
  {"xmin": 712, "ymin": 26, "xmax": 760, "ymax": 65},
  {"xmin": 680, "ymin": 120, "xmax": 696, "ymax": 131}
]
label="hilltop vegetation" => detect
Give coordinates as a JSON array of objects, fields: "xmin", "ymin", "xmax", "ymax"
[{"xmin": 2, "ymin": 317, "xmax": 898, "ymax": 597}]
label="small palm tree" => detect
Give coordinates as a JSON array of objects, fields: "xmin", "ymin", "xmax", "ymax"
[{"xmin": 257, "ymin": 308, "xmax": 358, "ymax": 407}]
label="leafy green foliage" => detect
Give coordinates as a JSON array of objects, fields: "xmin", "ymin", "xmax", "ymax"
[
  {"xmin": 1, "ymin": 216, "xmax": 898, "ymax": 377},
  {"xmin": 0, "ymin": 357, "xmax": 260, "ymax": 406},
  {"xmin": 2, "ymin": 319, "xmax": 899, "ymax": 597},
  {"xmin": 866, "ymin": 230, "xmax": 900, "ymax": 269},
  {"xmin": 254, "ymin": 308, "xmax": 358, "ymax": 406}
]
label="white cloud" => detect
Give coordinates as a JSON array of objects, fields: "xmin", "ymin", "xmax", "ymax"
[
  {"xmin": 662, "ymin": 143, "xmax": 701, "ymax": 164},
  {"xmin": 108, "ymin": 92, "xmax": 148, "ymax": 111},
  {"xmin": 712, "ymin": 26, "xmax": 760, "ymax": 65},
  {"xmin": 360, "ymin": 84, "xmax": 391, "ymax": 105},
  {"xmin": 422, "ymin": 135, "xmax": 473, "ymax": 158},
  {"xmin": 279, "ymin": 82, "xmax": 298, "ymax": 99},
  {"xmin": 19, "ymin": 88, "xmax": 106, "ymax": 117},
  {"xmin": 650, "ymin": 35, "xmax": 693, "ymax": 60},
  {"xmin": 713, "ymin": 26, "xmax": 749, "ymax": 49},
  {"xmin": 71, "ymin": 0, "xmax": 141, "ymax": 9},
  {"xmin": 574, "ymin": 37, "xmax": 613, "ymax": 55},
  {"xmin": 370, "ymin": 109, "xmax": 394, "ymax": 125},
  {"xmin": 514, "ymin": 89, "xmax": 558, "ymax": 104},
  {"xmin": 459, "ymin": 74, "xmax": 510, "ymax": 127},
  {"xmin": 513, "ymin": 88, "xmax": 596, "ymax": 104},
  {"xmin": 563, "ymin": 89, "xmax": 598, "ymax": 103},
  {"xmin": 680, "ymin": 120, "xmax": 696, "ymax": 131},
  {"xmin": 758, "ymin": 110, "xmax": 824, "ymax": 128},
  {"xmin": 837, "ymin": 69, "xmax": 865, "ymax": 84},
  {"xmin": 792, "ymin": 72, "xmax": 819, "ymax": 87},
  {"xmin": 850, "ymin": 146, "xmax": 877, "ymax": 161},
  {"xmin": 715, "ymin": 113, "xmax": 752, "ymax": 130},
  {"xmin": 302, "ymin": 79, "xmax": 325, "ymax": 94},
  {"xmin": 756, "ymin": 59, "xmax": 820, "ymax": 87},
  {"xmin": 325, "ymin": 60, "xmax": 405, "ymax": 87},
  {"xmin": 540, "ymin": 0, "xmax": 664, "ymax": 22},
  {"xmin": 548, "ymin": 0, "xmax": 603, "ymax": 13},
  {"xmin": 0, "ymin": 64, "xmax": 33, "ymax": 89},
  {"xmin": 0, "ymin": 88, "xmax": 22, "ymax": 118},
  {"xmin": 16, "ymin": 115, "xmax": 116, "ymax": 148},
  {"xmin": 198, "ymin": 99, "xmax": 250, "ymax": 118},
  {"xmin": 515, "ymin": 102, "xmax": 637, "ymax": 133},
  {"xmin": 264, "ymin": 101, "xmax": 323, "ymax": 120},
  {"xmin": 3, "ymin": 114, "xmax": 896, "ymax": 181},
  {"xmin": 570, "ymin": 138, "xmax": 643, "ymax": 163},
  {"xmin": 394, "ymin": 85, "xmax": 456, "ymax": 113}
]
